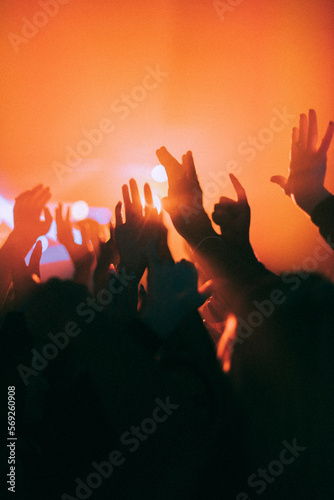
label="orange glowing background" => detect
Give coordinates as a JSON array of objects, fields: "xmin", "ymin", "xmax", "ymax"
[{"xmin": 1, "ymin": 0, "xmax": 334, "ymax": 273}]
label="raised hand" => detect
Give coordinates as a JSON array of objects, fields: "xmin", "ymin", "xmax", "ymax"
[
  {"xmin": 212, "ymin": 174, "xmax": 251, "ymax": 246},
  {"xmin": 55, "ymin": 203, "xmax": 94, "ymax": 284},
  {"xmin": 156, "ymin": 147, "xmax": 215, "ymax": 244},
  {"xmin": 143, "ymin": 183, "xmax": 173, "ymax": 263},
  {"xmin": 13, "ymin": 184, "xmax": 52, "ymax": 253},
  {"xmin": 115, "ymin": 179, "xmax": 166, "ymax": 279},
  {"xmin": 271, "ymin": 109, "xmax": 334, "ymax": 215}
]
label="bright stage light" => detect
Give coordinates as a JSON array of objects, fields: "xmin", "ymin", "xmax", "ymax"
[
  {"xmin": 71, "ymin": 201, "xmax": 89, "ymax": 221},
  {"xmin": 151, "ymin": 165, "xmax": 167, "ymax": 183}
]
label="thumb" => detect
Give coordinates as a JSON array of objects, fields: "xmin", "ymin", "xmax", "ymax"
[
  {"xmin": 270, "ymin": 175, "xmax": 288, "ymax": 191},
  {"xmin": 161, "ymin": 197, "xmax": 172, "ymax": 214}
]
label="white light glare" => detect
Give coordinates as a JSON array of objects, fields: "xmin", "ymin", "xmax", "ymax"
[
  {"xmin": 141, "ymin": 194, "xmax": 162, "ymax": 213},
  {"xmin": 151, "ymin": 165, "xmax": 167, "ymax": 183},
  {"xmin": 71, "ymin": 201, "xmax": 89, "ymax": 221}
]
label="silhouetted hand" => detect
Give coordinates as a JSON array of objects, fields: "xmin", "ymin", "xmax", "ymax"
[
  {"xmin": 55, "ymin": 203, "xmax": 94, "ymax": 285},
  {"xmin": 156, "ymin": 147, "xmax": 215, "ymax": 244},
  {"xmin": 212, "ymin": 174, "xmax": 251, "ymax": 246},
  {"xmin": 143, "ymin": 183, "xmax": 173, "ymax": 263},
  {"xmin": 115, "ymin": 179, "xmax": 166, "ymax": 279},
  {"xmin": 271, "ymin": 109, "xmax": 334, "ymax": 215},
  {"xmin": 13, "ymin": 184, "xmax": 52, "ymax": 253}
]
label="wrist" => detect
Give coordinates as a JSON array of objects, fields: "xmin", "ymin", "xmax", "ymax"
[
  {"xmin": 297, "ymin": 187, "xmax": 332, "ymax": 216},
  {"xmin": 10, "ymin": 229, "xmax": 38, "ymax": 256},
  {"xmin": 175, "ymin": 209, "xmax": 216, "ymax": 245},
  {"xmin": 3, "ymin": 230, "xmax": 27, "ymax": 257}
]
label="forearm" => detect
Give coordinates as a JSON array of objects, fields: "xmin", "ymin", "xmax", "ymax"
[
  {"xmin": 310, "ymin": 194, "xmax": 334, "ymax": 249},
  {"xmin": 297, "ymin": 186, "xmax": 332, "ymax": 216},
  {"xmin": 0, "ymin": 231, "xmax": 26, "ymax": 308}
]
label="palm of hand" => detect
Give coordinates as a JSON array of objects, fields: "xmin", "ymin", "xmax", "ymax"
[
  {"xmin": 271, "ymin": 110, "xmax": 334, "ymax": 214},
  {"xmin": 156, "ymin": 148, "xmax": 206, "ymax": 236},
  {"xmin": 286, "ymin": 149, "xmax": 326, "ymax": 210},
  {"xmin": 13, "ymin": 184, "xmax": 52, "ymax": 249},
  {"xmin": 115, "ymin": 179, "xmax": 161, "ymax": 278}
]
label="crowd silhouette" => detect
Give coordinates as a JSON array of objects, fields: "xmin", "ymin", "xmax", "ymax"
[{"xmin": 1, "ymin": 109, "xmax": 334, "ymax": 499}]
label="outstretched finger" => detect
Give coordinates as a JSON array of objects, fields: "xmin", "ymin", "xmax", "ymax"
[
  {"xmin": 64, "ymin": 206, "xmax": 70, "ymax": 223},
  {"xmin": 229, "ymin": 174, "xmax": 248, "ymax": 203},
  {"xmin": 144, "ymin": 182, "xmax": 154, "ymax": 207},
  {"xmin": 156, "ymin": 147, "xmax": 181, "ymax": 189},
  {"xmin": 318, "ymin": 121, "xmax": 334, "ymax": 157},
  {"xmin": 122, "ymin": 184, "xmax": 132, "ymax": 220},
  {"xmin": 290, "ymin": 127, "xmax": 300, "ymax": 164},
  {"xmin": 184, "ymin": 151, "xmax": 198, "ymax": 183},
  {"xmin": 107, "ymin": 221, "xmax": 113, "ymax": 240},
  {"xmin": 115, "ymin": 201, "xmax": 123, "ymax": 227},
  {"xmin": 307, "ymin": 109, "xmax": 318, "ymax": 152},
  {"xmin": 55, "ymin": 202, "xmax": 63, "ymax": 224},
  {"xmin": 129, "ymin": 178, "xmax": 142, "ymax": 213},
  {"xmin": 298, "ymin": 113, "xmax": 308, "ymax": 150},
  {"xmin": 144, "ymin": 183, "xmax": 158, "ymax": 219}
]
